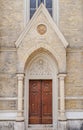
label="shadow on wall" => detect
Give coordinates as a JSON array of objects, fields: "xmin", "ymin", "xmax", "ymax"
[{"xmin": 68, "ymin": 123, "xmax": 83, "ymax": 130}]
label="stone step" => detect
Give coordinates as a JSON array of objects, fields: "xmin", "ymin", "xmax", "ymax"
[
  {"xmin": 28, "ymin": 129, "xmax": 55, "ymax": 130},
  {"xmin": 28, "ymin": 128, "xmax": 56, "ymax": 130}
]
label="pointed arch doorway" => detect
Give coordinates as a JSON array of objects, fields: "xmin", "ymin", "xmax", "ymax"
[{"xmin": 24, "ymin": 50, "xmax": 58, "ymax": 128}]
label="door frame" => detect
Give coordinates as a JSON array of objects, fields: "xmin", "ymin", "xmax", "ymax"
[
  {"xmin": 24, "ymin": 53, "xmax": 58, "ymax": 129},
  {"xmin": 25, "ymin": 76, "xmax": 58, "ymax": 129}
]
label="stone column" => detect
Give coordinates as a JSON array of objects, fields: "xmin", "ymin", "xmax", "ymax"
[
  {"xmin": 16, "ymin": 73, "xmax": 24, "ymax": 121},
  {"xmin": 58, "ymin": 73, "xmax": 66, "ymax": 120}
]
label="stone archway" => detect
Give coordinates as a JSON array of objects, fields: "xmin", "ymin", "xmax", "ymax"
[
  {"xmin": 16, "ymin": 47, "xmax": 67, "ymax": 130},
  {"xmin": 24, "ymin": 51, "xmax": 58, "ymax": 129},
  {"xmin": 15, "ymin": 3, "xmax": 69, "ymax": 130}
]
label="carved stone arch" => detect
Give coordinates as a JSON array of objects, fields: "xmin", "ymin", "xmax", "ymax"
[
  {"xmin": 24, "ymin": 49, "xmax": 58, "ymax": 129},
  {"xmin": 16, "ymin": 46, "xmax": 67, "ymax": 129},
  {"xmin": 24, "ymin": 47, "xmax": 58, "ymax": 71},
  {"xmin": 25, "ymin": 50, "xmax": 58, "ymax": 77},
  {"xmin": 18, "ymin": 43, "xmax": 66, "ymax": 73}
]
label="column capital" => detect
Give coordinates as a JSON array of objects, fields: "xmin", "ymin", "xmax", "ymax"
[
  {"xmin": 58, "ymin": 73, "xmax": 67, "ymax": 79},
  {"xmin": 16, "ymin": 73, "xmax": 25, "ymax": 80}
]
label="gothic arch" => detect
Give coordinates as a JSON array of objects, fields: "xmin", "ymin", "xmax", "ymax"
[
  {"xmin": 24, "ymin": 49, "xmax": 58, "ymax": 129},
  {"xmin": 17, "ymin": 43, "xmax": 66, "ymax": 73},
  {"xmin": 24, "ymin": 47, "xmax": 58, "ymax": 72}
]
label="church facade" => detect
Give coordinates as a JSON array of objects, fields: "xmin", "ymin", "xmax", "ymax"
[{"xmin": 0, "ymin": 0, "xmax": 83, "ymax": 130}]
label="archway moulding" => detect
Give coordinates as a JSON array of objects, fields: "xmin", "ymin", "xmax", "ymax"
[
  {"xmin": 24, "ymin": 52, "xmax": 58, "ymax": 129},
  {"xmin": 17, "ymin": 45, "xmax": 66, "ymax": 73},
  {"xmin": 25, "ymin": 51, "xmax": 58, "ymax": 77}
]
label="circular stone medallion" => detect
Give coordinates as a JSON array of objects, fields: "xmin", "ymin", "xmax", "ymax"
[{"xmin": 37, "ymin": 24, "xmax": 47, "ymax": 35}]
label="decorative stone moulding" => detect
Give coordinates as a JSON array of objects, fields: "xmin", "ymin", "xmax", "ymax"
[
  {"xmin": 29, "ymin": 58, "xmax": 52, "ymax": 76},
  {"xmin": 37, "ymin": 24, "xmax": 47, "ymax": 35}
]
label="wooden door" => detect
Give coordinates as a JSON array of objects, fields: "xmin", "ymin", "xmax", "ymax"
[
  {"xmin": 29, "ymin": 80, "xmax": 52, "ymax": 124},
  {"xmin": 29, "ymin": 80, "xmax": 41, "ymax": 124},
  {"xmin": 42, "ymin": 80, "xmax": 52, "ymax": 124}
]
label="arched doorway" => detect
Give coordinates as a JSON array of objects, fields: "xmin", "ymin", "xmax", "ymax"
[
  {"xmin": 15, "ymin": 4, "xmax": 68, "ymax": 129},
  {"xmin": 24, "ymin": 50, "xmax": 58, "ymax": 129}
]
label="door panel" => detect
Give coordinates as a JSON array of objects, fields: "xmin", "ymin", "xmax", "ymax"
[
  {"xmin": 42, "ymin": 80, "xmax": 52, "ymax": 124},
  {"xmin": 29, "ymin": 80, "xmax": 52, "ymax": 124},
  {"xmin": 29, "ymin": 80, "xmax": 41, "ymax": 124}
]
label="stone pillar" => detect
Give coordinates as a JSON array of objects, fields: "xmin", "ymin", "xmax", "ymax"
[
  {"xmin": 58, "ymin": 73, "xmax": 66, "ymax": 120},
  {"xmin": 16, "ymin": 73, "xmax": 24, "ymax": 121}
]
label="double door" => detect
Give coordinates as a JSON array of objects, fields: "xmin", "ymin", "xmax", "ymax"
[{"xmin": 29, "ymin": 80, "xmax": 52, "ymax": 124}]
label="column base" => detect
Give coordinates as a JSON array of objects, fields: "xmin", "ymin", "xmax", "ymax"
[
  {"xmin": 58, "ymin": 113, "xmax": 67, "ymax": 121},
  {"xmin": 16, "ymin": 116, "xmax": 24, "ymax": 122}
]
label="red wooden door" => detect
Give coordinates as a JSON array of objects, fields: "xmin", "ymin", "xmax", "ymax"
[
  {"xmin": 29, "ymin": 80, "xmax": 41, "ymax": 124},
  {"xmin": 29, "ymin": 80, "xmax": 52, "ymax": 124},
  {"xmin": 42, "ymin": 80, "xmax": 52, "ymax": 124}
]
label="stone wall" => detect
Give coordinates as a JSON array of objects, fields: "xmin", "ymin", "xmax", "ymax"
[
  {"xmin": 0, "ymin": 0, "xmax": 83, "ymax": 130},
  {"xmin": 59, "ymin": 0, "xmax": 83, "ymax": 47},
  {"xmin": 0, "ymin": 122, "xmax": 24, "ymax": 130},
  {"xmin": 67, "ymin": 120, "xmax": 83, "ymax": 130},
  {"xmin": 0, "ymin": 0, "xmax": 24, "ymax": 111},
  {"xmin": 65, "ymin": 48, "xmax": 83, "ymax": 110},
  {"xmin": 0, "ymin": 0, "xmax": 24, "ymax": 47},
  {"xmin": 0, "ymin": 0, "xmax": 83, "ymax": 111}
]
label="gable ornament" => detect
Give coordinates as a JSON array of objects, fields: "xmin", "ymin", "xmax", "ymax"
[{"xmin": 37, "ymin": 24, "xmax": 47, "ymax": 35}]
